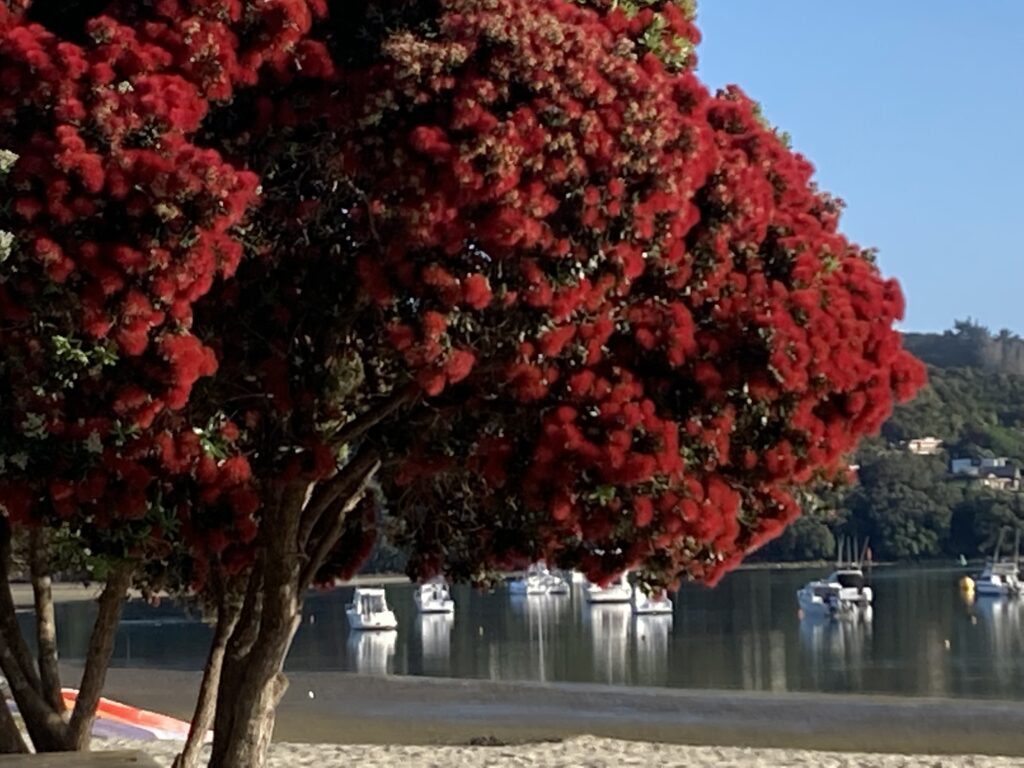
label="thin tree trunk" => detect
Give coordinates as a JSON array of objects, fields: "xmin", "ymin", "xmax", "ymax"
[
  {"xmin": 173, "ymin": 582, "xmax": 239, "ymax": 768},
  {"xmin": 208, "ymin": 484, "xmax": 306, "ymax": 768},
  {"xmin": 67, "ymin": 565, "xmax": 133, "ymax": 750},
  {"xmin": 28, "ymin": 528, "xmax": 63, "ymax": 713},
  {"xmin": 208, "ymin": 456, "xmax": 380, "ymax": 768},
  {"xmin": 0, "ymin": 520, "xmax": 69, "ymax": 752},
  {"xmin": 0, "ymin": 687, "xmax": 27, "ymax": 754}
]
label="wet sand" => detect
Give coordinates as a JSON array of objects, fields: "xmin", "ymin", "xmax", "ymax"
[
  {"xmin": 72, "ymin": 667, "xmax": 1024, "ymax": 758},
  {"xmin": 95, "ymin": 736, "xmax": 1024, "ymax": 768}
]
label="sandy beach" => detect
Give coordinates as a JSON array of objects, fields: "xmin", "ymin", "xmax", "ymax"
[
  {"xmin": 72, "ymin": 667, "xmax": 1024, "ymax": 758},
  {"xmin": 94, "ymin": 736, "xmax": 1024, "ymax": 768}
]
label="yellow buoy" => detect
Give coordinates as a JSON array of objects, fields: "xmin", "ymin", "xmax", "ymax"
[{"xmin": 960, "ymin": 575, "xmax": 975, "ymax": 593}]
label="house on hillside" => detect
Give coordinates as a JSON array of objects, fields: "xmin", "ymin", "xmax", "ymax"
[
  {"xmin": 950, "ymin": 456, "xmax": 1020, "ymax": 490},
  {"xmin": 905, "ymin": 436, "xmax": 944, "ymax": 455},
  {"xmin": 978, "ymin": 465, "xmax": 1021, "ymax": 491}
]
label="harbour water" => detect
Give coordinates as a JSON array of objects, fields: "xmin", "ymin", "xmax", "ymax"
[{"xmin": 35, "ymin": 566, "xmax": 1024, "ymax": 700}]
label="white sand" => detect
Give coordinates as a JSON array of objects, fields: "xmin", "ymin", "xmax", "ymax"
[{"xmin": 95, "ymin": 736, "xmax": 1024, "ymax": 767}]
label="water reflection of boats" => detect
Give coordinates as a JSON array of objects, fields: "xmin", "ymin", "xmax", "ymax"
[
  {"xmin": 508, "ymin": 589, "xmax": 570, "ymax": 682},
  {"xmin": 799, "ymin": 607, "xmax": 872, "ymax": 667},
  {"xmin": 587, "ymin": 603, "xmax": 631, "ymax": 684},
  {"xmin": 972, "ymin": 595, "xmax": 1024, "ymax": 660},
  {"xmin": 418, "ymin": 612, "xmax": 454, "ymax": 669},
  {"xmin": 346, "ymin": 629, "xmax": 397, "ymax": 675},
  {"xmin": 633, "ymin": 614, "xmax": 672, "ymax": 684}
]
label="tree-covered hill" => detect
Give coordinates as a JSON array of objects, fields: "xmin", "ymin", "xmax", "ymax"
[{"xmin": 755, "ymin": 321, "xmax": 1024, "ymax": 563}]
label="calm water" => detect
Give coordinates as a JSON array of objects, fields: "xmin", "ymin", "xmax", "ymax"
[{"xmin": 28, "ymin": 567, "xmax": 1024, "ymax": 699}]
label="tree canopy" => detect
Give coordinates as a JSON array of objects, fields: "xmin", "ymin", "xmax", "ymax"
[{"xmin": 0, "ymin": 0, "xmax": 923, "ymax": 764}]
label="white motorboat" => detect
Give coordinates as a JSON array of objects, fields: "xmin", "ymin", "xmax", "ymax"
[
  {"xmin": 570, "ymin": 570, "xmax": 588, "ymax": 585},
  {"xmin": 797, "ymin": 538, "xmax": 873, "ymax": 618},
  {"xmin": 509, "ymin": 562, "xmax": 557, "ymax": 596},
  {"xmin": 974, "ymin": 529, "xmax": 1021, "ymax": 598},
  {"xmin": 586, "ymin": 572, "xmax": 633, "ymax": 604},
  {"xmin": 632, "ymin": 585, "xmax": 673, "ymax": 615},
  {"xmin": 346, "ymin": 587, "xmax": 398, "ymax": 630},
  {"xmin": 414, "ymin": 577, "xmax": 455, "ymax": 614},
  {"xmin": 544, "ymin": 571, "xmax": 571, "ymax": 595}
]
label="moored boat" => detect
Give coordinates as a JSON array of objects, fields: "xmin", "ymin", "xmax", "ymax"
[
  {"xmin": 346, "ymin": 587, "xmax": 398, "ymax": 630},
  {"xmin": 585, "ymin": 572, "xmax": 633, "ymax": 604},
  {"xmin": 414, "ymin": 576, "xmax": 455, "ymax": 614},
  {"xmin": 632, "ymin": 585, "xmax": 673, "ymax": 615}
]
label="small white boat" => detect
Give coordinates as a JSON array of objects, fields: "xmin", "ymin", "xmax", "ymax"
[
  {"xmin": 797, "ymin": 581, "xmax": 846, "ymax": 618},
  {"xmin": 414, "ymin": 577, "xmax": 455, "ymax": 614},
  {"xmin": 632, "ymin": 585, "xmax": 673, "ymax": 615},
  {"xmin": 974, "ymin": 529, "xmax": 1021, "ymax": 598},
  {"xmin": 346, "ymin": 587, "xmax": 398, "ymax": 630},
  {"xmin": 509, "ymin": 563, "xmax": 555, "ymax": 596},
  {"xmin": 586, "ymin": 572, "xmax": 633, "ymax": 604},
  {"xmin": 796, "ymin": 538, "xmax": 872, "ymax": 618},
  {"xmin": 570, "ymin": 571, "xmax": 588, "ymax": 585},
  {"xmin": 543, "ymin": 570, "xmax": 571, "ymax": 595}
]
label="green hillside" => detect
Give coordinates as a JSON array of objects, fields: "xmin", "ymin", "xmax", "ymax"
[{"xmin": 755, "ymin": 320, "xmax": 1024, "ymax": 563}]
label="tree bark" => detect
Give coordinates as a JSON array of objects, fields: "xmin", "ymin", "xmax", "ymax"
[
  {"xmin": 0, "ymin": 520, "xmax": 69, "ymax": 752},
  {"xmin": 67, "ymin": 564, "xmax": 133, "ymax": 750},
  {"xmin": 207, "ymin": 453, "xmax": 380, "ymax": 768},
  {"xmin": 0, "ymin": 686, "xmax": 28, "ymax": 754},
  {"xmin": 208, "ymin": 484, "xmax": 306, "ymax": 768},
  {"xmin": 173, "ymin": 579, "xmax": 238, "ymax": 768},
  {"xmin": 28, "ymin": 528, "xmax": 63, "ymax": 713}
]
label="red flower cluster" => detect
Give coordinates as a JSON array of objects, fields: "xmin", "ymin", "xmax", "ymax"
[
  {"xmin": 0, "ymin": 0, "xmax": 924, "ymax": 593},
  {"xmin": 341, "ymin": 0, "xmax": 925, "ymax": 587},
  {"xmin": 0, "ymin": 0, "xmax": 326, "ymax": 573}
]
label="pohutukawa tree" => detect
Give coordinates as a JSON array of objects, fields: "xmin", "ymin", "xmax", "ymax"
[{"xmin": 0, "ymin": 0, "xmax": 925, "ymax": 765}]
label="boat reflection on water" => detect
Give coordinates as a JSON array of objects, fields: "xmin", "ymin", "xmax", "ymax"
[
  {"xmin": 509, "ymin": 592, "xmax": 569, "ymax": 683},
  {"xmin": 798, "ymin": 607, "xmax": 872, "ymax": 689},
  {"xmin": 418, "ymin": 612, "xmax": 454, "ymax": 674},
  {"xmin": 586, "ymin": 603, "xmax": 631, "ymax": 684},
  {"xmin": 633, "ymin": 614, "xmax": 672, "ymax": 684},
  {"xmin": 972, "ymin": 595, "xmax": 1024, "ymax": 660},
  {"xmin": 346, "ymin": 629, "xmax": 397, "ymax": 675}
]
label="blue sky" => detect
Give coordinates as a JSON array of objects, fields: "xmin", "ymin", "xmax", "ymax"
[{"xmin": 696, "ymin": 2, "xmax": 1024, "ymax": 335}]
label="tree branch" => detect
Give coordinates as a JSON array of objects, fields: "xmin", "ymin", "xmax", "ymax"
[
  {"xmin": 0, "ymin": 683, "xmax": 27, "ymax": 753},
  {"xmin": 0, "ymin": 520, "xmax": 43, "ymax": 694},
  {"xmin": 225, "ymin": 553, "xmax": 264, "ymax": 663},
  {"xmin": 174, "ymin": 570, "xmax": 238, "ymax": 768},
  {"xmin": 298, "ymin": 448, "xmax": 382, "ymax": 552},
  {"xmin": 330, "ymin": 384, "xmax": 416, "ymax": 448},
  {"xmin": 300, "ymin": 454, "xmax": 380, "ymax": 588},
  {"xmin": 28, "ymin": 528, "xmax": 63, "ymax": 713},
  {"xmin": 68, "ymin": 564, "xmax": 133, "ymax": 749}
]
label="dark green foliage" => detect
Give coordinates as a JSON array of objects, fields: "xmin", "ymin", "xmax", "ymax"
[{"xmin": 843, "ymin": 453, "xmax": 955, "ymax": 559}]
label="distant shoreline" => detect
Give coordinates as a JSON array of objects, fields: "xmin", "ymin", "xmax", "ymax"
[{"xmin": 12, "ymin": 559, "xmax": 970, "ymax": 607}]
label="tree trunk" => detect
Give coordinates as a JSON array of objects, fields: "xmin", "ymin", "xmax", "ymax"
[
  {"xmin": 207, "ymin": 456, "xmax": 380, "ymax": 768},
  {"xmin": 208, "ymin": 485, "xmax": 305, "ymax": 768},
  {"xmin": 0, "ymin": 686, "xmax": 28, "ymax": 754},
  {"xmin": 28, "ymin": 528, "xmax": 63, "ymax": 713},
  {"xmin": 0, "ymin": 520, "xmax": 69, "ymax": 752},
  {"xmin": 67, "ymin": 565, "xmax": 133, "ymax": 750},
  {"xmin": 173, "ymin": 583, "xmax": 238, "ymax": 768}
]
